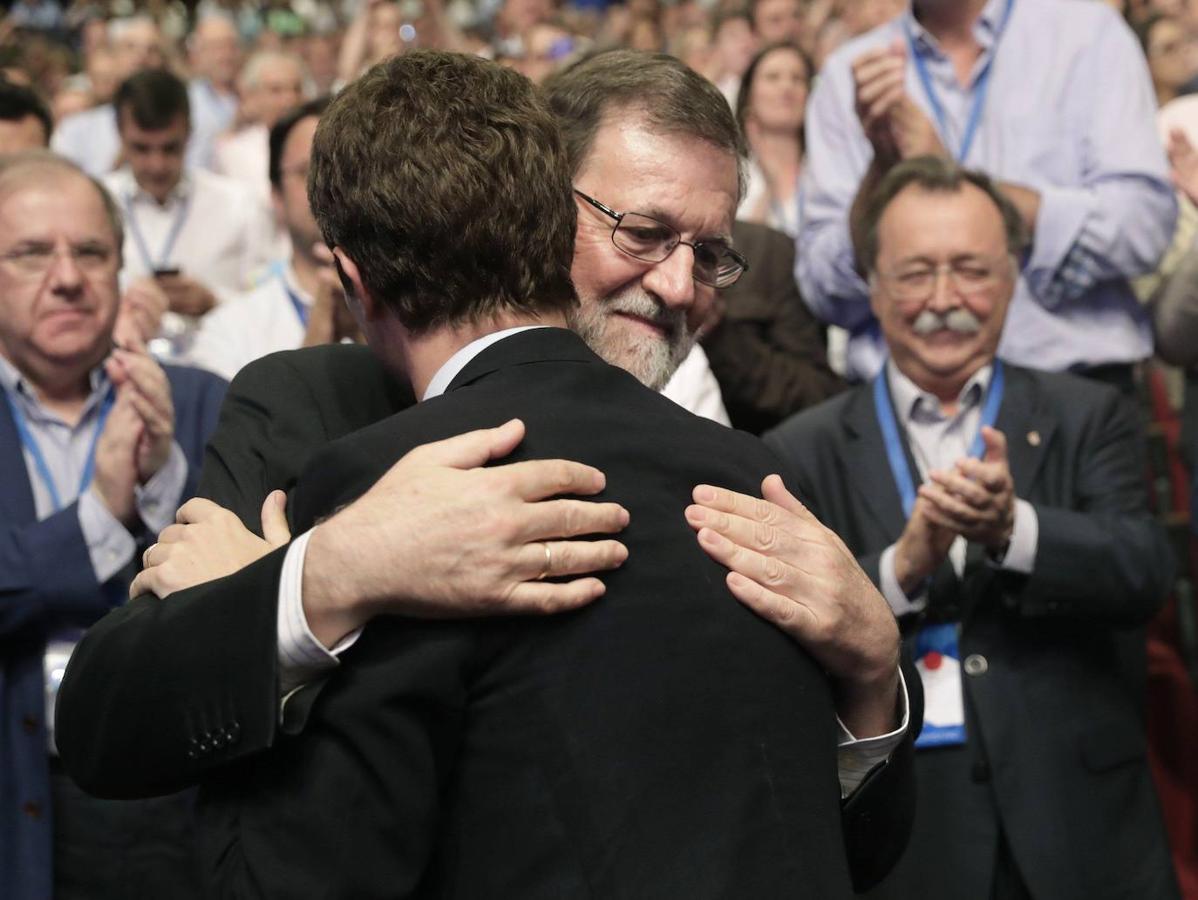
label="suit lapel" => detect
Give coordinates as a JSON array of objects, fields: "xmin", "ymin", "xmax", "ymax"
[
  {"xmin": 841, "ymin": 384, "xmax": 908, "ymax": 539},
  {"xmin": 993, "ymin": 364, "xmax": 1055, "ymax": 497},
  {"xmin": 446, "ymin": 327, "xmax": 602, "ymax": 393},
  {"xmin": 0, "ymin": 394, "xmax": 37, "ymax": 526}
]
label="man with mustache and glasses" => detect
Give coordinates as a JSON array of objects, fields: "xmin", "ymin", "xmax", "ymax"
[{"xmin": 756, "ymin": 155, "xmax": 1179, "ymax": 899}]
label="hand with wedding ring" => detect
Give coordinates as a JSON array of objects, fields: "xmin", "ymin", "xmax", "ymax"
[{"xmin": 301, "ymin": 419, "xmax": 631, "ymax": 649}]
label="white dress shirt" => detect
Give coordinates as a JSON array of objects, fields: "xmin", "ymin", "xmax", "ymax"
[
  {"xmin": 187, "ymin": 263, "xmax": 313, "ymax": 382},
  {"xmin": 661, "ymin": 343, "xmax": 731, "ymax": 426},
  {"xmin": 103, "ymin": 167, "xmax": 275, "ymax": 301},
  {"xmin": 213, "ymin": 124, "xmax": 271, "ymax": 203},
  {"xmin": 275, "ymin": 327, "xmax": 906, "ymax": 794}
]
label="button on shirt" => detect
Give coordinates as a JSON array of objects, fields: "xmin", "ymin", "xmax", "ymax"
[
  {"xmin": 274, "ymin": 328, "xmax": 908, "ymax": 796},
  {"xmin": 878, "ymin": 361, "xmax": 1038, "ymax": 615},
  {"xmin": 798, "ymin": 0, "xmax": 1177, "ymax": 380}
]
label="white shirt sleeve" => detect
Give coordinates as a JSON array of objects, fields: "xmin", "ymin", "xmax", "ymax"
[
  {"xmin": 836, "ymin": 666, "xmax": 910, "ymax": 798},
  {"xmin": 276, "ymin": 528, "xmax": 363, "ymax": 699}
]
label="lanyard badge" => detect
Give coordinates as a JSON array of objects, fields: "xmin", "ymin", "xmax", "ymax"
[
  {"xmin": 903, "ymin": 0, "xmax": 1016, "ymax": 164},
  {"xmin": 873, "ymin": 361, "xmax": 1005, "ymax": 747}
]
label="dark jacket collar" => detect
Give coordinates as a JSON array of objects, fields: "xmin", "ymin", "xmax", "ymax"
[{"xmin": 446, "ymin": 326, "xmax": 602, "ymax": 393}]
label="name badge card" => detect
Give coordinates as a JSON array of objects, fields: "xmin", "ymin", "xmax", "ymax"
[{"xmin": 913, "ymin": 622, "xmax": 966, "ymax": 748}]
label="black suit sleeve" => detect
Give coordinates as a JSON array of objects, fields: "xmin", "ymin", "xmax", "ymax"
[
  {"xmin": 198, "ymin": 354, "xmax": 329, "ymax": 533},
  {"xmin": 56, "ymin": 546, "xmax": 287, "ymax": 799},
  {"xmin": 1010, "ymin": 388, "xmax": 1172, "ymax": 625}
]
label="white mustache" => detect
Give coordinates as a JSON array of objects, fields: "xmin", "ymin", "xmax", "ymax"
[
  {"xmin": 607, "ymin": 291, "xmax": 684, "ymax": 339},
  {"xmin": 912, "ymin": 308, "xmax": 982, "ymax": 336}
]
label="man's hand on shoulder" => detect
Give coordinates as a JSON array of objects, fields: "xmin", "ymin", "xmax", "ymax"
[
  {"xmin": 686, "ymin": 474, "xmax": 901, "ymax": 738},
  {"xmin": 301, "ymin": 419, "xmax": 631, "ymax": 649},
  {"xmin": 130, "ymin": 492, "xmax": 292, "ymax": 599}
]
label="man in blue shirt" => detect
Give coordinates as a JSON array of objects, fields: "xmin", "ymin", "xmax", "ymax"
[
  {"xmin": 799, "ymin": 0, "xmax": 1177, "ymax": 387},
  {"xmin": 0, "ymin": 151, "xmax": 225, "ymax": 899}
]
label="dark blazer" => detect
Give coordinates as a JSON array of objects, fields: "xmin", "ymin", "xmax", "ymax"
[
  {"xmin": 2, "ymin": 363, "xmax": 226, "ymax": 900},
  {"xmin": 702, "ymin": 221, "xmax": 844, "ymax": 434},
  {"xmin": 765, "ymin": 363, "xmax": 1180, "ymax": 900},
  {"xmin": 57, "ymin": 338, "xmax": 913, "ymax": 894},
  {"xmin": 57, "ymin": 345, "xmax": 414, "ymax": 800},
  {"xmin": 195, "ymin": 327, "xmax": 906, "ymax": 899}
]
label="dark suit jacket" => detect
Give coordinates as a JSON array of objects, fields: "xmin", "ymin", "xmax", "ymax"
[
  {"xmin": 3, "ymin": 364, "xmax": 225, "ymax": 900},
  {"xmin": 194, "ymin": 328, "xmax": 901, "ymax": 899},
  {"xmin": 702, "ymin": 221, "xmax": 844, "ymax": 434},
  {"xmin": 765, "ymin": 363, "xmax": 1180, "ymax": 900},
  {"xmin": 57, "ymin": 345, "xmax": 413, "ymax": 801},
  {"xmin": 58, "ymin": 338, "xmax": 913, "ymax": 894}
]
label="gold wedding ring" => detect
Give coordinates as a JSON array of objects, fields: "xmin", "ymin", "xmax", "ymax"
[{"xmin": 536, "ymin": 542, "xmax": 553, "ymax": 581}]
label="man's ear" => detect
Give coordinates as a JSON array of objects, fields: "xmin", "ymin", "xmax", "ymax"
[{"xmin": 331, "ymin": 247, "xmax": 381, "ymax": 321}]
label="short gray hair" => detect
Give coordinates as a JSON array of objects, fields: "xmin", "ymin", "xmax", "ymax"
[
  {"xmin": 542, "ymin": 49, "xmax": 747, "ymax": 196},
  {"xmin": 854, "ymin": 155, "xmax": 1027, "ymax": 275},
  {"xmin": 238, "ymin": 50, "xmax": 307, "ymax": 92},
  {"xmin": 0, "ymin": 151, "xmax": 125, "ymax": 255}
]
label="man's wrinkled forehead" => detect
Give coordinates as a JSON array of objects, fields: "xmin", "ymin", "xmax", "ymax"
[{"xmin": 578, "ymin": 103, "xmax": 746, "ymax": 204}]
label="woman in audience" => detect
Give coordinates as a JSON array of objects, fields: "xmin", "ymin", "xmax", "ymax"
[{"xmin": 734, "ymin": 42, "xmax": 809, "ymax": 237}]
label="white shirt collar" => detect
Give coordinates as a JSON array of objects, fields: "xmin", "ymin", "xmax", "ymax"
[
  {"xmin": 904, "ymin": 0, "xmax": 1009, "ymax": 54},
  {"xmin": 886, "ymin": 358, "xmax": 992, "ymax": 426},
  {"xmin": 116, "ymin": 166, "xmax": 193, "ymax": 207},
  {"xmin": 422, "ymin": 325, "xmax": 547, "ymax": 401}
]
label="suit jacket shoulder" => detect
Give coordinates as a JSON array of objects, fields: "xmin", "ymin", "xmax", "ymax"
[{"xmin": 199, "ymin": 343, "xmax": 413, "ymax": 531}]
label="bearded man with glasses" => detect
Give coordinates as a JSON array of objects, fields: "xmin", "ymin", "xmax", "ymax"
[{"xmin": 765, "ymin": 155, "xmax": 1180, "ymax": 900}]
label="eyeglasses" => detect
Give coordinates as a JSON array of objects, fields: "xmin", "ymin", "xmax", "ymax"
[
  {"xmin": 874, "ymin": 257, "xmax": 1014, "ymax": 303},
  {"xmin": 0, "ymin": 241, "xmax": 116, "ymax": 278},
  {"xmin": 573, "ymin": 189, "xmax": 748, "ymax": 288}
]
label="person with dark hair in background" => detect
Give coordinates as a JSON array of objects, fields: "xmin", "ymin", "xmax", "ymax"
[
  {"xmin": 764, "ymin": 154, "xmax": 1179, "ymax": 900},
  {"xmin": 51, "ymin": 16, "xmax": 166, "ymax": 177},
  {"xmin": 0, "ymin": 151, "xmax": 225, "ymax": 900},
  {"xmin": 102, "ymin": 69, "xmax": 273, "ymax": 356},
  {"xmin": 0, "ymin": 79, "xmax": 52, "ymax": 153},
  {"xmin": 189, "ymin": 97, "xmax": 346, "ymax": 381},
  {"xmin": 58, "ymin": 49, "xmax": 916, "ymax": 898},
  {"xmin": 736, "ymin": 42, "xmax": 811, "ymax": 236}
]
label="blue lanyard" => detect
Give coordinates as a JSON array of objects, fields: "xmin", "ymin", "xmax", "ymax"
[
  {"xmin": 872, "ymin": 360, "xmax": 1005, "ymax": 519},
  {"xmin": 904, "ymin": 0, "xmax": 1015, "ymax": 163},
  {"xmin": 5, "ymin": 386, "xmax": 116, "ymax": 513},
  {"xmin": 279, "ymin": 270, "xmax": 310, "ymax": 328},
  {"xmin": 124, "ymin": 191, "xmax": 192, "ymax": 272}
]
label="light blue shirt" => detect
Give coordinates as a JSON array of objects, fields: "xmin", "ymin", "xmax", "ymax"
[
  {"xmin": 187, "ymin": 79, "xmax": 238, "ymax": 170},
  {"xmin": 798, "ymin": 0, "xmax": 1177, "ymax": 380}
]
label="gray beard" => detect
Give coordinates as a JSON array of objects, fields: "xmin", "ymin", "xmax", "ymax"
[{"xmin": 568, "ymin": 289, "xmax": 693, "ymax": 391}]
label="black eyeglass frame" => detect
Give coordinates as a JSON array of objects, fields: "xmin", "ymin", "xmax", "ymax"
[{"xmin": 573, "ymin": 189, "xmax": 749, "ymax": 288}]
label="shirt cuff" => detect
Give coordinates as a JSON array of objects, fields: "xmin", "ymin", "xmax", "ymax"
[
  {"xmin": 879, "ymin": 544, "xmax": 928, "ymax": 617},
  {"xmin": 134, "ymin": 441, "xmax": 188, "ymax": 536},
  {"xmin": 990, "ymin": 498, "xmax": 1038, "ymax": 574},
  {"xmin": 1025, "ymin": 185, "xmax": 1092, "ymax": 308},
  {"xmin": 78, "ymin": 489, "xmax": 136, "ymax": 583},
  {"xmin": 277, "ymin": 528, "xmax": 362, "ymax": 698},
  {"xmin": 836, "ymin": 667, "xmax": 910, "ymax": 799}
]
